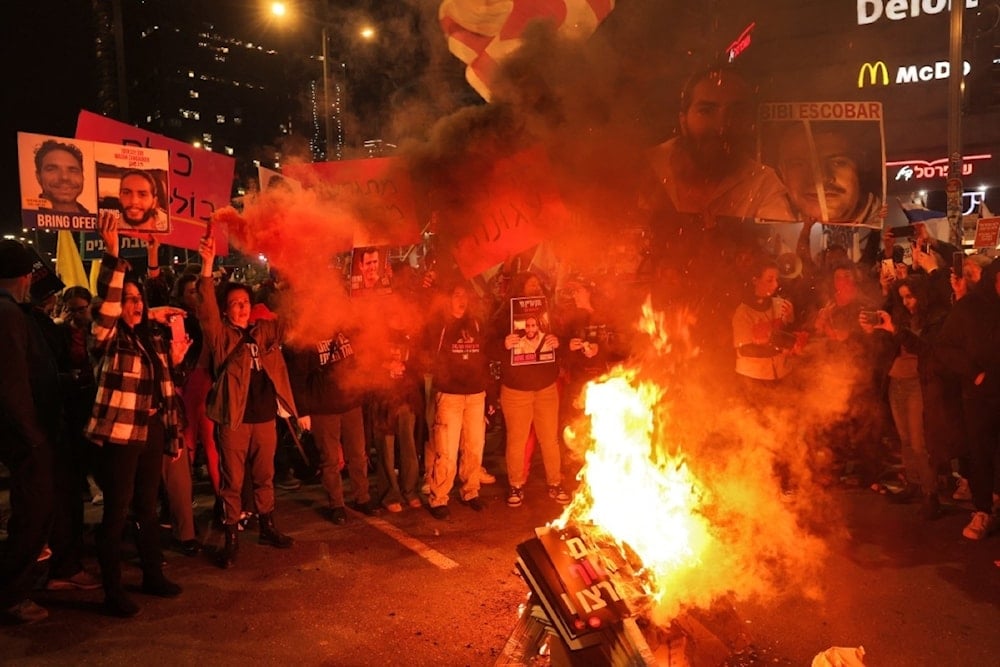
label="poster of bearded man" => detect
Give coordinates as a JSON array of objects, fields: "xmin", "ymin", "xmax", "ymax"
[{"xmin": 94, "ymin": 141, "xmax": 171, "ymax": 234}]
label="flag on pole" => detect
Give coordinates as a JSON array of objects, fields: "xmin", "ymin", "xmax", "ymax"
[
  {"xmin": 56, "ymin": 231, "xmax": 89, "ymax": 290},
  {"xmin": 897, "ymin": 199, "xmax": 950, "ymax": 241}
]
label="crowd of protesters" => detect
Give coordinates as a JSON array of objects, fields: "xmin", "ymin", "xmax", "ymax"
[
  {"xmin": 2, "ymin": 204, "xmax": 999, "ymax": 625},
  {"xmin": 3, "ymin": 60, "xmax": 997, "ymax": 634}
]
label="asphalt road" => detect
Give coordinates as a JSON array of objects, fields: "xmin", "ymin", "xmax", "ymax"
[{"xmin": 2, "ymin": 464, "xmax": 999, "ymax": 666}]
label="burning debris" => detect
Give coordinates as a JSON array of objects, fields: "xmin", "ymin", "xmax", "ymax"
[{"xmin": 501, "ymin": 303, "xmax": 835, "ymax": 666}]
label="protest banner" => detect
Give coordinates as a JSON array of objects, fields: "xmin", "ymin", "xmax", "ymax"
[
  {"xmin": 94, "ymin": 141, "xmax": 171, "ymax": 234},
  {"xmin": 509, "ymin": 296, "xmax": 554, "ymax": 367},
  {"xmin": 759, "ymin": 101, "xmax": 886, "ymax": 228},
  {"xmin": 282, "ymin": 157, "xmax": 420, "ymax": 248},
  {"xmin": 447, "ymin": 148, "xmax": 570, "ymax": 279},
  {"xmin": 17, "ymin": 132, "xmax": 99, "ymax": 232},
  {"xmin": 349, "ymin": 245, "xmax": 393, "ymax": 296},
  {"xmin": 974, "ymin": 216, "xmax": 1000, "ymax": 249},
  {"xmin": 76, "ymin": 110, "xmax": 234, "ymax": 253}
]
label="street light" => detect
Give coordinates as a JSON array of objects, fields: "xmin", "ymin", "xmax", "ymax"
[{"xmin": 270, "ymin": 1, "xmax": 340, "ymax": 160}]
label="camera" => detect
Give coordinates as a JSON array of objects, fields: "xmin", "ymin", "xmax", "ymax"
[{"xmin": 860, "ymin": 310, "xmax": 881, "ymax": 326}]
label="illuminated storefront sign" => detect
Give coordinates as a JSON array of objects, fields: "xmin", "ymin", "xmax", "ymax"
[
  {"xmin": 858, "ymin": 59, "xmax": 971, "ymax": 87},
  {"xmin": 857, "ymin": 0, "xmax": 979, "ymax": 26},
  {"xmin": 886, "ymin": 153, "xmax": 992, "ymax": 181}
]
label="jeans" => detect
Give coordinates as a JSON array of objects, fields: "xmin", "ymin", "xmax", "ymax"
[
  {"xmin": 501, "ymin": 383, "xmax": 561, "ymax": 488},
  {"xmin": 429, "ymin": 392, "xmax": 485, "ymax": 506},
  {"xmin": 311, "ymin": 408, "xmax": 369, "ymax": 508},
  {"xmin": 96, "ymin": 419, "xmax": 165, "ymax": 594},
  {"xmin": 377, "ymin": 403, "xmax": 420, "ymax": 506},
  {"xmin": 888, "ymin": 375, "xmax": 934, "ymax": 491}
]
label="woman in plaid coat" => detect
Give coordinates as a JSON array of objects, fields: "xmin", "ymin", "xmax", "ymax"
[{"xmin": 85, "ymin": 214, "xmax": 190, "ymax": 618}]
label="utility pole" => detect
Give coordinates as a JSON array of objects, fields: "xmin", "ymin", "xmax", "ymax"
[{"xmin": 946, "ymin": 1, "xmax": 964, "ymax": 247}]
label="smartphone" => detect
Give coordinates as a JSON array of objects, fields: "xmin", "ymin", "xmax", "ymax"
[
  {"xmin": 952, "ymin": 251, "xmax": 965, "ymax": 277},
  {"xmin": 168, "ymin": 314, "xmax": 186, "ymax": 341},
  {"xmin": 860, "ymin": 310, "xmax": 881, "ymax": 326},
  {"xmin": 881, "ymin": 258, "xmax": 895, "ymax": 278},
  {"xmin": 889, "ymin": 224, "xmax": 917, "ymax": 238}
]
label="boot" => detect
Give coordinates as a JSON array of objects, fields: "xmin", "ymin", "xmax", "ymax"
[
  {"xmin": 218, "ymin": 524, "xmax": 238, "ymax": 569},
  {"xmin": 258, "ymin": 513, "xmax": 294, "ymax": 549}
]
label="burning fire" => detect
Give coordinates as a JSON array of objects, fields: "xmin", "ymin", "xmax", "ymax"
[{"xmin": 554, "ymin": 368, "xmax": 712, "ymax": 614}]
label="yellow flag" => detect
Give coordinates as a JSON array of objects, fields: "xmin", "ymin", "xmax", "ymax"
[
  {"xmin": 89, "ymin": 258, "xmax": 101, "ymax": 296},
  {"xmin": 56, "ymin": 231, "xmax": 89, "ymax": 290}
]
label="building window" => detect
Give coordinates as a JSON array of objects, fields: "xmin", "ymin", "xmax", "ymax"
[
  {"xmin": 189, "ymin": 89, "xmax": 199, "ymax": 99},
  {"xmin": 216, "ymin": 114, "xmax": 226, "ymax": 124},
  {"xmin": 233, "ymin": 117, "xmax": 242, "ymax": 125},
  {"xmin": 188, "ymin": 70, "xmax": 194, "ymax": 78},
  {"xmin": 202, "ymin": 133, "xmax": 213, "ymax": 143},
  {"xmin": 225, "ymin": 146, "xmax": 234, "ymax": 156}
]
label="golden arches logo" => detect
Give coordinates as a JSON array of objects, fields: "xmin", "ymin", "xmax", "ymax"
[{"xmin": 858, "ymin": 61, "xmax": 889, "ymax": 88}]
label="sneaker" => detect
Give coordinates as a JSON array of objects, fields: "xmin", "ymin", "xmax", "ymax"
[
  {"xmin": 384, "ymin": 502, "xmax": 403, "ymax": 513},
  {"xmin": 462, "ymin": 496, "xmax": 486, "ymax": 512},
  {"xmin": 428, "ymin": 505, "xmax": 450, "ymax": 520},
  {"xmin": 952, "ymin": 476, "xmax": 972, "ymax": 501},
  {"xmin": 325, "ymin": 506, "xmax": 347, "ymax": 525},
  {"xmin": 547, "ymin": 485, "xmax": 571, "ymax": 505},
  {"xmin": 962, "ymin": 511, "xmax": 994, "ymax": 540},
  {"xmin": 46, "ymin": 569, "xmax": 102, "ymax": 591},
  {"xmin": 479, "ymin": 467, "xmax": 497, "ymax": 485},
  {"xmin": 3, "ymin": 599, "xmax": 48, "ymax": 624},
  {"xmin": 275, "ymin": 470, "xmax": 302, "ymax": 491},
  {"xmin": 506, "ymin": 486, "xmax": 524, "ymax": 508},
  {"xmin": 35, "ymin": 543, "xmax": 52, "ymax": 562},
  {"xmin": 407, "ymin": 497, "xmax": 423, "ymax": 509}
]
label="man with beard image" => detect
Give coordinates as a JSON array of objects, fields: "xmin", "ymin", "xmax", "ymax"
[
  {"xmin": 116, "ymin": 170, "xmax": 169, "ymax": 232},
  {"xmin": 777, "ymin": 122, "xmax": 882, "ymax": 226},
  {"xmin": 512, "ymin": 316, "xmax": 547, "ymax": 360},
  {"xmin": 647, "ymin": 65, "xmax": 793, "ymax": 224}
]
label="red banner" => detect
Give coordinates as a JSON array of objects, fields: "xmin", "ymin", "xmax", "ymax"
[
  {"xmin": 75, "ymin": 110, "xmax": 234, "ymax": 253},
  {"xmin": 448, "ymin": 148, "xmax": 569, "ymax": 278},
  {"xmin": 282, "ymin": 157, "xmax": 421, "ymax": 248},
  {"xmin": 974, "ymin": 217, "xmax": 1000, "ymax": 249}
]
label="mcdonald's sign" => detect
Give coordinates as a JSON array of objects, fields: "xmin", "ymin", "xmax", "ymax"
[{"xmin": 858, "ymin": 61, "xmax": 889, "ymax": 88}]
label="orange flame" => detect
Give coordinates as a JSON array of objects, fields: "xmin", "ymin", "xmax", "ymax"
[{"xmin": 554, "ymin": 366, "xmax": 713, "ymax": 612}]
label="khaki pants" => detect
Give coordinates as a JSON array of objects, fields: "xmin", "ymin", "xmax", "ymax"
[
  {"xmin": 501, "ymin": 383, "xmax": 561, "ymax": 488},
  {"xmin": 429, "ymin": 391, "xmax": 485, "ymax": 506}
]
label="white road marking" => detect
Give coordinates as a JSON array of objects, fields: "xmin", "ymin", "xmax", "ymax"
[{"xmin": 352, "ymin": 511, "xmax": 460, "ymax": 570}]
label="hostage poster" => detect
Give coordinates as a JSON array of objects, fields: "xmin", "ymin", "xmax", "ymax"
[
  {"xmin": 94, "ymin": 141, "xmax": 172, "ymax": 234},
  {"xmin": 759, "ymin": 101, "xmax": 886, "ymax": 228},
  {"xmin": 18, "ymin": 132, "xmax": 99, "ymax": 231},
  {"xmin": 510, "ymin": 296, "xmax": 554, "ymax": 367}
]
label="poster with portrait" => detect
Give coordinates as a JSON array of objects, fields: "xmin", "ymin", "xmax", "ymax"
[
  {"xmin": 349, "ymin": 245, "xmax": 392, "ymax": 296},
  {"xmin": 759, "ymin": 102, "xmax": 886, "ymax": 228},
  {"xmin": 17, "ymin": 132, "xmax": 99, "ymax": 231},
  {"xmin": 93, "ymin": 142, "xmax": 171, "ymax": 234},
  {"xmin": 509, "ymin": 296, "xmax": 554, "ymax": 367}
]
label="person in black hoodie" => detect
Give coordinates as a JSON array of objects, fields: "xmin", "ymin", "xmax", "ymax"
[
  {"xmin": 285, "ymin": 329, "xmax": 378, "ymax": 523},
  {"xmin": 492, "ymin": 272, "xmax": 570, "ymax": 508},
  {"xmin": 423, "ymin": 282, "xmax": 490, "ymax": 519},
  {"xmin": 937, "ymin": 258, "xmax": 1000, "ymax": 540}
]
